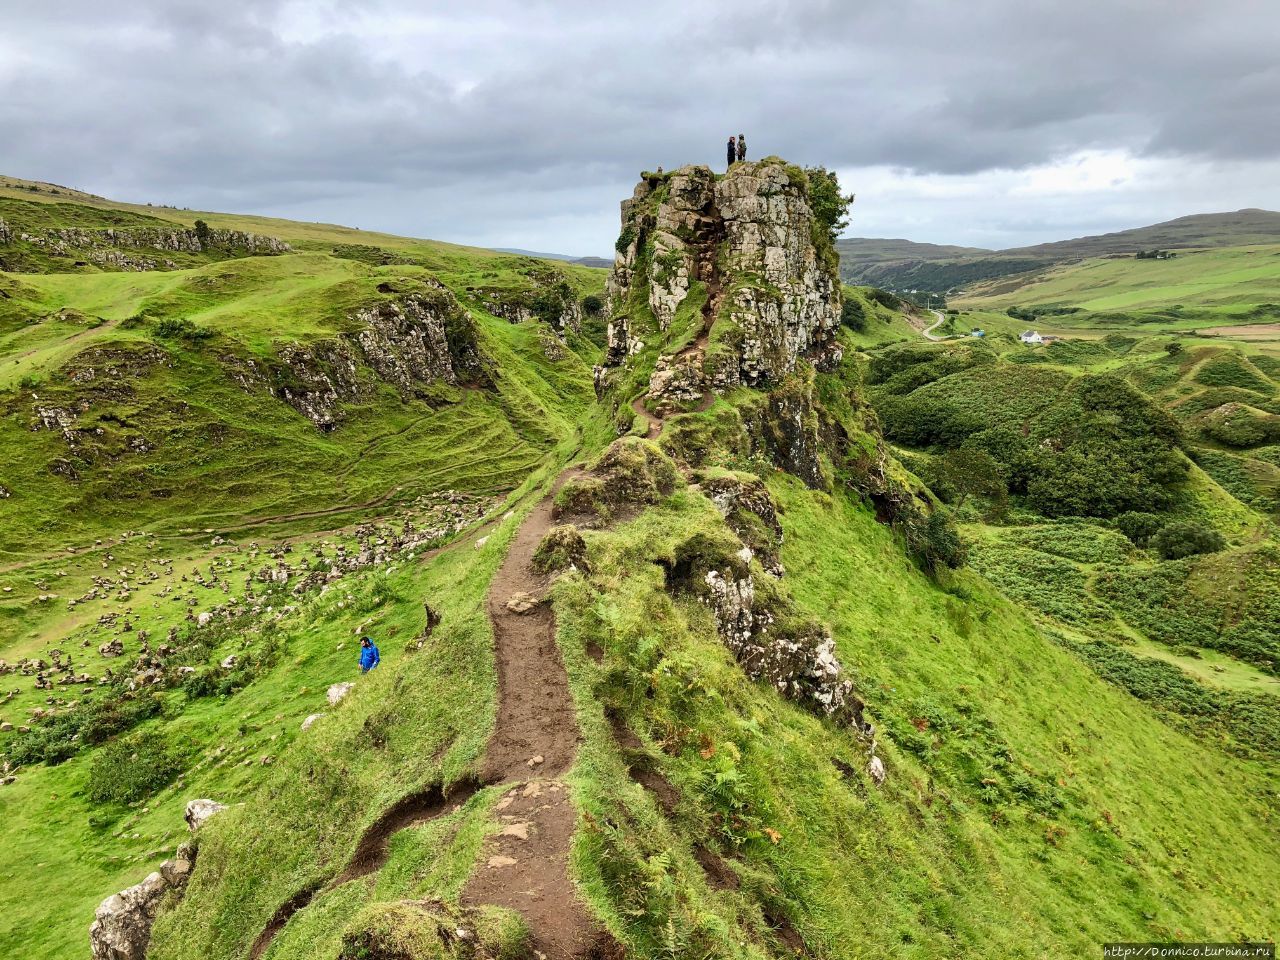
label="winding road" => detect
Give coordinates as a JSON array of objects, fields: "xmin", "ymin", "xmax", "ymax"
[{"xmin": 923, "ymin": 309, "xmax": 946, "ymax": 341}]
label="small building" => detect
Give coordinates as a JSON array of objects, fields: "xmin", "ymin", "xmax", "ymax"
[{"xmin": 1020, "ymin": 330, "xmax": 1043, "ymax": 344}]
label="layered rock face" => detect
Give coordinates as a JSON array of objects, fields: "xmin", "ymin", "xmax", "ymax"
[
  {"xmin": 272, "ymin": 284, "xmax": 482, "ymax": 429},
  {"xmin": 7, "ymin": 224, "xmax": 290, "ymax": 272},
  {"xmin": 602, "ymin": 160, "xmax": 841, "ymax": 388}
]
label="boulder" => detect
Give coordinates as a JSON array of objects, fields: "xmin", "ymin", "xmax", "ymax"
[
  {"xmin": 88, "ymin": 871, "xmax": 168, "ymax": 960},
  {"xmin": 301, "ymin": 712, "xmax": 325, "ymax": 731},
  {"xmin": 184, "ymin": 798, "xmax": 227, "ymax": 832},
  {"xmin": 327, "ymin": 681, "xmax": 354, "ymax": 706},
  {"xmin": 867, "ymin": 755, "xmax": 886, "ymax": 786}
]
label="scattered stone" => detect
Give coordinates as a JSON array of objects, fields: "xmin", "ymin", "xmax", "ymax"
[
  {"xmin": 505, "ymin": 591, "xmax": 540, "ymax": 614},
  {"xmin": 526, "ymin": 755, "xmax": 544, "ymax": 768},
  {"xmin": 327, "ymin": 681, "xmax": 354, "ymax": 706},
  {"xmin": 487, "ymin": 855, "xmax": 518, "ymax": 868},
  {"xmin": 184, "ymin": 798, "xmax": 227, "ymax": 832},
  {"xmin": 301, "ymin": 713, "xmax": 325, "ymax": 731},
  {"xmin": 867, "ymin": 755, "xmax": 886, "ymax": 787}
]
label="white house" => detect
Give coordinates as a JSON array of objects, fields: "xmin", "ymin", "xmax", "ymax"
[{"xmin": 1020, "ymin": 330, "xmax": 1043, "ymax": 344}]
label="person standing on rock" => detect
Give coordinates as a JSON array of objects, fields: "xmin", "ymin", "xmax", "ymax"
[
  {"xmin": 737, "ymin": 134, "xmax": 747, "ymax": 163},
  {"xmin": 358, "ymin": 636, "xmax": 380, "ymax": 674},
  {"xmin": 727, "ymin": 135, "xmax": 737, "ymax": 169}
]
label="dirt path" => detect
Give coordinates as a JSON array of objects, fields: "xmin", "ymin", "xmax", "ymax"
[
  {"xmin": 630, "ymin": 395, "xmax": 662, "ymax": 439},
  {"xmin": 246, "ymin": 471, "xmax": 605, "ymax": 959},
  {"xmin": 460, "ymin": 470, "xmax": 609, "ymax": 959}
]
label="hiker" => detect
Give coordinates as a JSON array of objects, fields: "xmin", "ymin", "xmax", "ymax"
[
  {"xmin": 358, "ymin": 636, "xmax": 380, "ymax": 673},
  {"xmin": 737, "ymin": 134, "xmax": 746, "ymax": 163},
  {"xmin": 726, "ymin": 135, "xmax": 736, "ymax": 169}
]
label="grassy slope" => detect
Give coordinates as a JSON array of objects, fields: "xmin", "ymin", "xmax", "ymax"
[
  {"xmin": 954, "ymin": 244, "xmax": 1280, "ymax": 324},
  {"xmin": 4, "ymin": 173, "xmax": 1279, "ymax": 959},
  {"xmin": 548, "ymin": 456, "xmax": 1279, "ymax": 956},
  {"xmin": 0, "ymin": 182, "xmax": 606, "ymax": 957}
]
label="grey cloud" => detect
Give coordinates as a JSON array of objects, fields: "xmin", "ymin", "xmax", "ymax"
[{"xmin": 0, "ymin": 0, "xmax": 1277, "ymax": 251}]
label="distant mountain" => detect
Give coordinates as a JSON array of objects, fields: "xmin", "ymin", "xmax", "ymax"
[
  {"xmin": 493, "ymin": 246, "xmax": 610, "ymax": 268},
  {"xmin": 838, "ymin": 209, "xmax": 1280, "ymax": 294}
]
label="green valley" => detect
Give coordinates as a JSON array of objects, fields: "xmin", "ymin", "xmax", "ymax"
[{"xmin": 2, "ymin": 161, "xmax": 1278, "ymax": 960}]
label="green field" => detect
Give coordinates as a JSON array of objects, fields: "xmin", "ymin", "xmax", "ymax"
[{"xmin": 954, "ymin": 244, "xmax": 1280, "ymax": 335}]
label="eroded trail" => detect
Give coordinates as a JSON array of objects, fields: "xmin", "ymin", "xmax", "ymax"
[
  {"xmin": 247, "ymin": 475, "xmax": 606, "ymax": 959},
  {"xmin": 461, "ymin": 472, "xmax": 607, "ymax": 959}
]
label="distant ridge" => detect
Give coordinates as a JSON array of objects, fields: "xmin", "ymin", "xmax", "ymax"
[
  {"xmin": 838, "ymin": 208, "xmax": 1280, "ymax": 292},
  {"xmin": 493, "ymin": 246, "xmax": 610, "ymax": 268}
]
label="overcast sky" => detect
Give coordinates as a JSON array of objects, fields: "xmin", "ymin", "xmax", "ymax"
[{"xmin": 2, "ymin": 0, "xmax": 1278, "ymax": 254}]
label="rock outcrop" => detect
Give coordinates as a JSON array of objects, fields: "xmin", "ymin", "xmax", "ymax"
[
  {"xmin": 601, "ymin": 160, "xmax": 842, "ymax": 392},
  {"xmin": 327, "ymin": 681, "xmax": 354, "ymax": 705},
  {"xmin": 49, "ymin": 225, "xmax": 290, "ymax": 256},
  {"xmin": 90, "ymin": 799, "xmax": 213, "ymax": 960},
  {"xmin": 663, "ymin": 531, "xmax": 859, "ymax": 721},
  {"xmin": 90, "ymin": 871, "xmax": 170, "ymax": 960},
  {"xmin": 473, "ymin": 272, "xmax": 582, "ymax": 334},
  {"xmin": 184, "ymin": 798, "xmax": 227, "ymax": 831},
  {"xmin": 271, "ymin": 283, "xmax": 483, "ymax": 429}
]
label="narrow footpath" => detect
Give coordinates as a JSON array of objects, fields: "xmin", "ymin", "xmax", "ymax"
[{"xmin": 460, "ymin": 471, "xmax": 606, "ymax": 959}]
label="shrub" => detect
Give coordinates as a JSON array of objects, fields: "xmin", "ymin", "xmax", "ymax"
[
  {"xmin": 804, "ymin": 166, "xmax": 855, "ymax": 245},
  {"xmin": 87, "ymin": 731, "xmax": 182, "ymax": 805},
  {"xmin": 1195, "ymin": 355, "xmax": 1273, "ymax": 393},
  {"xmin": 6, "ymin": 691, "xmax": 164, "ymax": 767},
  {"xmin": 1114, "ymin": 511, "xmax": 1164, "ymax": 548},
  {"xmin": 581, "ymin": 293, "xmax": 604, "ymax": 317},
  {"xmin": 932, "ymin": 447, "xmax": 1007, "ymax": 512},
  {"xmin": 153, "ymin": 317, "xmax": 214, "ymax": 341},
  {"xmin": 1151, "ymin": 521, "xmax": 1226, "ymax": 560},
  {"xmin": 839, "ymin": 296, "xmax": 868, "ymax": 332},
  {"xmin": 866, "ymin": 287, "xmax": 902, "ymax": 311},
  {"xmin": 895, "ymin": 504, "xmax": 967, "ymax": 572},
  {"xmin": 614, "ymin": 225, "xmax": 635, "ymax": 255}
]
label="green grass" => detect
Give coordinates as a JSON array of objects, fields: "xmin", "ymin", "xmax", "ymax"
[
  {"xmin": 4, "ymin": 174, "xmax": 1280, "ymax": 960},
  {"xmin": 955, "ymin": 245, "xmax": 1280, "ymax": 327},
  {"xmin": 550, "ymin": 464, "xmax": 1280, "ymax": 955}
]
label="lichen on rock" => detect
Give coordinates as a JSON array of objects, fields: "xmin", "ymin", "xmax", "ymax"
[{"xmin": 662, "ymin": 529, "xmax": 860, "ymax": 722}]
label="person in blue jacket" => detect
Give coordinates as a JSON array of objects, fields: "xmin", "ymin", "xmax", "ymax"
[{"xmin": 359, "ymin": 636, "xmax": 380, "ymax": 673}]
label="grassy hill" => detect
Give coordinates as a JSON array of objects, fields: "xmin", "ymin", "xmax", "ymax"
[
  {"xmin": 840, "ymin": 209, "xmax": 1280, "ymax": 295},
  {"xmin": 1, "ymin": 174, "xmax": 1278, "ymax": 959}
]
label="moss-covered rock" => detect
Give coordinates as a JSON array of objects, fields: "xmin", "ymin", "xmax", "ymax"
[
  {"xmin": 532, "ymin": 524, "xmax": 590, "ymax": 574},
  {"xmin": 694, "ymin": 469, "xmax": 785, "ymax": 575}
]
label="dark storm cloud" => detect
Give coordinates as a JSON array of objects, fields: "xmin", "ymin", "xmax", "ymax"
[{"xmin": 1, "ymin": 0, "xmax": 1277, "ymax": 250}]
